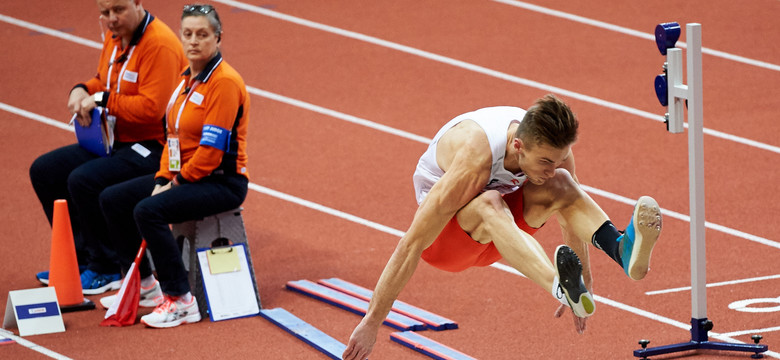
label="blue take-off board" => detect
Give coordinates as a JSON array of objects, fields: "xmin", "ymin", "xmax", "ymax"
[
  {"xmin": 286, "ymin": 279, "xmax": 426, "ymax": 331},
  {"xmin": 391, "ymin": 331, "xmax": 477, "ymax": 360},
  {"xmin": 318, "ymin": 278, "xmax": 458, "ymax": 330},
  {"xmin": 259, "ymin": 308, "xmax": 346, "ymax": 360}
]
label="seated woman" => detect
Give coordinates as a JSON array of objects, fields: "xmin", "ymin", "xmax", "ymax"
[{"xmin": 99, "ymin": 4, "xmax": 250, "ymax": 329}]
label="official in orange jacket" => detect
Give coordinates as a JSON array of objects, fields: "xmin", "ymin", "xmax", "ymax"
[
  {"xmin": 100, "ymin": 4, "xmax": 250, "ymax": 329},
  {"xmin": 29, "ymin": 0, "xmax": 187, "ymax": 294}
]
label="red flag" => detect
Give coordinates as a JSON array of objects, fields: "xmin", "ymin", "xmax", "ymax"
[{"xmin": 100, "ymin": 240, "xmax": 147, "ymax": 327}]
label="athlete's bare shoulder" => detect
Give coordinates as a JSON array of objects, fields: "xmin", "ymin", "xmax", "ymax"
[{"xmin": 436, "ymin": 119, "xmax": 491, "ymax": 173}]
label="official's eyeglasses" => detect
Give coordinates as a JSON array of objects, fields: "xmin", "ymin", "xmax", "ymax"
[{"xmin": 182, "ymin": 4, "xmax": 215, "ymax": 15}]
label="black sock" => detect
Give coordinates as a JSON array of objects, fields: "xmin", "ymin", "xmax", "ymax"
[{"xmin": 591, "ymin": 220, "xmax": 623, "ymax": 266}]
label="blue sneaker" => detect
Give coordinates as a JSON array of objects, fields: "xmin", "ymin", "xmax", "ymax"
[
  {"xmin": 80, "ymin": 269, "xmax": 121, "ymax": 295},
  {"xmin": 620, "ymin": 196, "xmax": 662, "ymax": 280},
  {"xmin": 36, "ymin": 265, "xmax": 88, "ymax": 285}
]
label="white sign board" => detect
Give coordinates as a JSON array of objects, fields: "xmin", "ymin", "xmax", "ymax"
[{"xmin": 3, "ymin": 287, "xmax": 65, "ymax": 336}]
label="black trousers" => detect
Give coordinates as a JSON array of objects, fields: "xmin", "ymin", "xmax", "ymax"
[
  {"xmin": 29, "ymin": 142, "xmax": 163, "ymax": 273},
  {"xmin": 100, "ymin": 172, "xmax": 248, "ymax": 296}
]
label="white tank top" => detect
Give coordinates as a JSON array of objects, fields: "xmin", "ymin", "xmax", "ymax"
[{"xmin": 413, "ymin": 106, "xmax": 528, "ymax": 204}]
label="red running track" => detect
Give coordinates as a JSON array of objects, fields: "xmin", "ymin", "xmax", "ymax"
[{"xmin": 0, "ymin": 1, "xmax": 778, "ymax": 359}]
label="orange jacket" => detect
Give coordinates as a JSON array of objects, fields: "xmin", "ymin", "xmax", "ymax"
[
  {"xmin": 81, "ymin": 12, "xmax": 186, "ymax": 144},
  {"xmin": 157, "ymin": 53, "xmax": 250, "ymax": 183}
]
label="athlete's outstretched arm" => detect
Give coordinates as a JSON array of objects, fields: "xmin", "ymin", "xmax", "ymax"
[{"xmin": 342, "ymin": 131, "xmax": 491, "ymax": 360}]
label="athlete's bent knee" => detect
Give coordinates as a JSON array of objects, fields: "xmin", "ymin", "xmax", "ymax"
[
  {"xmin": 547, "ymin": 169, "xmax": 578, "ymax": 194},
  {"xmin": 459, "ymin": 190, "xmax": 509, "ymax": 243},
  {"xmin": 474, "ymin": 190, "xmax": 505, "ymax": 214}
]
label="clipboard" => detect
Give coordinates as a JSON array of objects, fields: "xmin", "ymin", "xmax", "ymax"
[
  {"xmin": 73, "ymin": 107, "xmax": 113, "ymax": 157},
  {"xmin": 196, "ymin": 243, "xmax": 260, "ymax": 321}
]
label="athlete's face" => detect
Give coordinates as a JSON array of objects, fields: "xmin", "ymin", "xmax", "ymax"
[
  {"xmin": 97, "ymin": 0, "xmax": 142, "ymax": 41},
  {"xmin": 180, "ymin": 16, "xmax": 220, "ymax": 67},
  {"xmin": 516, "ymin": 140, "xmax": 571, "ymax": 185}
]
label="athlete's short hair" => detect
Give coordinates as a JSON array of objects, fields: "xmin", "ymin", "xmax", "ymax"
[{"xmin": 516, "ymin": 94, "xmax": 578, "ymax": 149}]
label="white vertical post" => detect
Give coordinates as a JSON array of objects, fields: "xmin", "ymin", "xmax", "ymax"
[
  {"xmin": 637, "ymin": 22, "xmax": 765, "ymax": 358},
  {"xmin": 685, "ymin": 23, "xmax": 707, "ymax": 319},
  {"xmin": 666, "ymin": 48, "xmax": 685, "ymax": 134}
]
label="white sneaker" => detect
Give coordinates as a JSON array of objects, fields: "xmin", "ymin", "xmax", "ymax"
[
  {"xmin": 99, "ymin": 281, "xmax": 164, "ymax": 309},
  {"xmin": 140, "ymin": 295, "xmax": 201, "ymax": 328}
]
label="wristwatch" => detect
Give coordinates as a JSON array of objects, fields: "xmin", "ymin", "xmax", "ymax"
[{"xmin": 93, "ymin": 91, "xmax": 107, "ymax": 107}]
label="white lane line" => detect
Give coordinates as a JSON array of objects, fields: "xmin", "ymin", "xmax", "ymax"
[
  {"xmin": 4, "ymin": 80, "xmax": 780, "ymax": 250},
  {"xmin": 0, "ymin": 102, "xmax": 74, "ymax": 132},
  {"xmin": 8, "ymin": 80, "xmax": 779, "ymax": 251},
  {"xmin": 247, "ymin": 183, "xmax": 406, "ymax": 237},
  {"xmin": 4, "ymin": 103, "xmax": 777, "ymax": 358},
  {"xmin": 646, "ymin": 273, "xmax": 780, "ymax": 296},
  {"xmin": 581, "ymin": 184, "xmax": 780, "ymax": 251},
  {"xmin": 721, "ymin": 325, "xmax": 780, "ymax": 338},
  {"xmin": 247, "ymin": 87, "xmax": 432, "ymax": 144},
  {"xmin": 2, "ymin": 11, "xmax": 779, "ymax": 155},
  {"xmin": 492, "ymin": 0, "xmax": 780, "ymax": 72},
  {"xmin": 0, "ymin": 329, "xmax": 72, "ymax": 360},
  {"xmin": 204, "ymin": 1, "xmax": 780, "ymax": 155},
  {"xmin": 595, "ymin": 296, "xmax": 779, "ymax": 358},
  {"xmin": 0, "ymin": 13, "xmax": 102, "ymax": 49},
  {"xmin": 248, "ymin": 86, "xmax": 780, "ymax": 251}
]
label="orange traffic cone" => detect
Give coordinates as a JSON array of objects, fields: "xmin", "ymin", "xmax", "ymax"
[{"xmin": 47, "ymin": 199, "xmax": 95, "ymax": 312}]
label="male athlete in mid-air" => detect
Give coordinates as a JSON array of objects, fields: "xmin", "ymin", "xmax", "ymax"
[{"xmin": 342, "ymin": 94, "xmax": 662, "ymax": 359}]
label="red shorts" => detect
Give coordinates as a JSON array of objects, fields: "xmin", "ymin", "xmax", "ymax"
[{"xmin": 421, "ymin": 188, "xmax": 540, "ymax": 272}]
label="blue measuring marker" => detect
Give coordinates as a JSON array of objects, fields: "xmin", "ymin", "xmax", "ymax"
[
  {"xmin": 391, "ymin": 331, "xmax": 476, "ymax": 360},
  {"xmin": 286, "ymin": 279, "xmax": 425, "ymax": 331},
  {"xmin": 318, "ymin": 278, "xmax": 458, "ymax": 330},
  {"xmin": 259, "ymin": 308, "xmax": 346, "ymax": 360}
]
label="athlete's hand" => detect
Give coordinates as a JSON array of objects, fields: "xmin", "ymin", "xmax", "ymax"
[
  {"xmin": 554, "ymin": 304, "xmax": 587, "ymax": 334},
  {"xmin": 342, "ymin": 320, "xmax": 378, "ymax": 360}
]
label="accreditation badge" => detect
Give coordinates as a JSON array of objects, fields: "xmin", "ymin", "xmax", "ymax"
[{"xmin": 167, "ymin": 135, "xmax": 181, "ymax": 172}]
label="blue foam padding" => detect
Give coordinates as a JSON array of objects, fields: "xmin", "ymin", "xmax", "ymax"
[
  {"xmin": 259, "ymin": 308, "xmax": 345, "ymax": 360},
  {"xmin": 286, "ymin": 279, "xmax": 425, "ymax": 331},
  {"xmin": 391, "ymin": 331, "xmax": 476, "ymax": 360},
  {"xmin": 319, "ymin": 278, "xmax": 458, "ymax": 330}
]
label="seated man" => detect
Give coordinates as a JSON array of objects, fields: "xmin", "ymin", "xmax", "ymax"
[{"xmin": 29, "ymin": 0, "xmax": 186, "ymax": 294}]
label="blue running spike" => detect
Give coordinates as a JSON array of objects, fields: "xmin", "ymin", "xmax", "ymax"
[{"xmin": 622, "ymin": 196, "xmax": 662, "ymax": 280}]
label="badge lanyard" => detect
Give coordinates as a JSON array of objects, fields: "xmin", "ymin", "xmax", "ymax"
[
  {"xmin": 115, "ymin": 46, "xmax": 135, "ymax": 94},
  {"xmin": 166, "ymin": 79, "xmax": 200, "ymax": 172},
  {"xmin": 105, "ymin": 45, "xmax": 135, "ymax": 93},
  {"xmin": 105, "ymin": 13, "xmax": 146, "ymax": 92},
  {"xmin": 99, "ymin": 44, "xmax": 135, "ymax": 148}
]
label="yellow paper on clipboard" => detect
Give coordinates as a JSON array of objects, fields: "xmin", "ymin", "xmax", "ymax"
[
  {"xmin": 207, "ymin": 247, "xmax": 241, "ymax": 274},
  {"xmin": 197, "ymin": 243, "xmax": 261, "ymax": 321}
]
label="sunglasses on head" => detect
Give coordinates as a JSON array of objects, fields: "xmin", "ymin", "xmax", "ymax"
[{"xmin": 183, "ymin": 4, "xmax": 215, "ymax": 15}]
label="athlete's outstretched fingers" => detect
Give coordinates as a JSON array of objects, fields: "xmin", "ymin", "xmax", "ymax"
[
  {"xmin": 342, "ymin": 334, "xmax": 371, "ymax": 359},
  {"xmin": 553, "ymin": 304, "xmax": 567, "ymax": 318},
  {"xmin": 342, "ymin": 344, "xmax": 367, "ymax": 360},
  {"xmin": 572, "ymin": 312, "xmax": 587, "ymax": 334},
  {"xmin": 342, "ymin": 341, "xmax": 357, "ymax": 360},
  {"xmin": 342, "ymin": 343, "xmax": 352, "ymax": 360},
  {"xmin": 343, "ymin": 320, "xmax": 377, "ymax": 359},
  {"xmin": 553, "ymin": 304, "xmax": 587, "ymax": 334}
]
